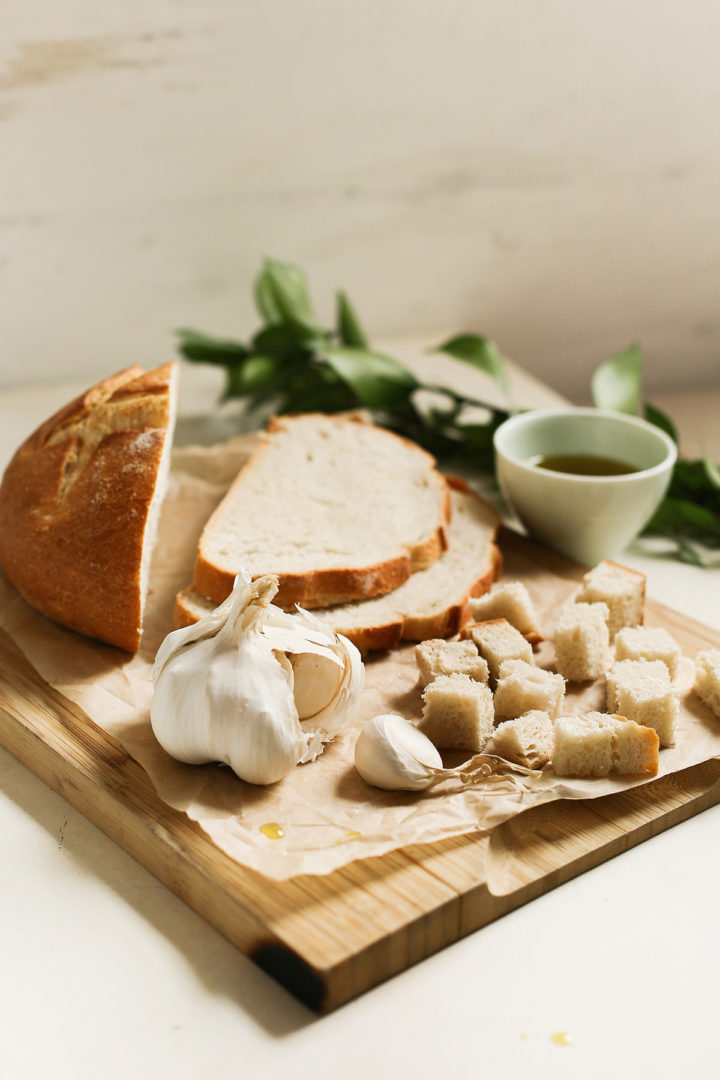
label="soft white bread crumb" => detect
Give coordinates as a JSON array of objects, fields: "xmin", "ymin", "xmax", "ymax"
[
  {"xmin": 693, "ymin": 649, "xmax": 720, "ymax": 718},
  {"xmin": 606, "ymin": 659, "xmax": 678, "ymax": 747},
  {"xmin": 489, "ymin": 710, "xmax": 554, "ymax": 769},
  {"xmin": 463, "ymin": 618, "xmax": 533, "ymax": 685},
  {"xmin": 554, "ymin": 602, "xmax": 609, "ymax": 681},
  {"xmin": 615, "ymin": 626, "xmax": 682, "ymax": 680},
  {"xmin": 419, "ymin": 674, "xmax": 494, "ymax": 751},
  {"xmin": 575, "ymin": 559, "xmax": 645, "ymax": 638},
  {"xmin": 469, "ymin": 582, "xmax": 542, "ymax": 642},
  {"xmin": 415, "ymin": 638, "xmax": 489, "ymax": 687},
  {"xmin": 494, "ymin": 659, "xmax": 565, "ymax": 720},
  {"xmin": 554, "ymin": 715, "xmax": 614, "ymax": 777},
  {"xmin": 554, "ymin": 711, "xmax": 659, "ymax": 777},
  {"xmin": 597, "ymin": 713, "xmax": 660, "ymax": 775}
]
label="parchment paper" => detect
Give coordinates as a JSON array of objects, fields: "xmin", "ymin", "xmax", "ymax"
[{"xmin": 1, "ymin": 436, "xmax": 719, "ymax": 880}]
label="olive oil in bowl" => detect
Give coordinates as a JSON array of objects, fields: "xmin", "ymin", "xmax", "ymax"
[{"xmin": 533, "ymin": 453, "xmax": 637, "ymax": 477}]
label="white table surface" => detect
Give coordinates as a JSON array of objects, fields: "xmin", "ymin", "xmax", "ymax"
[{"xmin": 1, "ymin": 359, "xmax": 719, "ymax": 1080}]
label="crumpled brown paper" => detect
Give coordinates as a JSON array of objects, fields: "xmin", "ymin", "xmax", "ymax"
[{"xmin": 1, "ymin": 436, "xmax": 719, "ymax": 881}]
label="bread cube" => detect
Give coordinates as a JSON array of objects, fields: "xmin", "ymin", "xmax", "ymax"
[
  {"xmin": 469, "ymin": 582, "xmax": 542, "ymax": 643},
  {"xmin": 614, "ymin": 626, "xmax": 681, "ymax": 680},
  {"xmin": 554, "ymin": 711, "xmax": 659, "ymax": 778},
  {"xmin": 463, "ymin": 618, "xmax": 533, "ymax": 685},
  {"xmin": 494, "ymin": 659, "xmax": 565, "ymax": 719},
  {"xmin": 554, "ymin": 714, "xmax": 614, "ymax": 777},
  {"xmin": 420, "ymin": 674, "xmax": 494, "ymax": 752},
  {"xmin": 693, "ymin": 649, "xmax": 720, "ymax": 718},
  {"xmin": 415, "ymin": 638, "xmax": 489, "ymax": 688},
  {"xmin": 554, "ymin": 602, "xmax": 609, "ymax": 681},
  {"xmin": 489, "ymin": 710, "xmax": 554, "ymax": 769},
  {"xmin": 606, "ymin": 659, "xmax": 678, "ymax": 747},
  {"xmin": 602, "ymin": 714, "xmax": 660, "ymax": 776},
  {"xmin": 575, "ymin": 559, "xmax": 645, "ymax": 638}
]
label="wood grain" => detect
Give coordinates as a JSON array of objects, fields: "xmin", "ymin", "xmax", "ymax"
[{"xmin": 1, "ymin": 529, "xmax": 720, "ymax": 1013}]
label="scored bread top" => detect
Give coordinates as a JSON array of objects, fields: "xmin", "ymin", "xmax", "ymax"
[
  {"xmin": 192, "ymin": 413, "xmax": 451, "ymax": 609},
  {"xmin": 0, "ymin": 363, "xmax": 178, "ymax": 652},
  {"xmin": 178, "ymin": 477, "xmax": 501, "ymax": 651}
]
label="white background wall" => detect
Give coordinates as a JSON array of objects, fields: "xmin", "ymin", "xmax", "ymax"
[{"xmin": 2, "ymin": 1, "xmax": 719, "ymax": 399}]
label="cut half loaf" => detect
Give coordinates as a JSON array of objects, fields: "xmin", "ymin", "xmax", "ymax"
[
  {"xmin": 0, "ymin": 363, "xmax": 178, "ymax": 652},
  {"xmin": 192, "ymin": 413, "xmax": 451, "ymax": 610},
  {"xmin": 176, "ymin": 478, "xmax": 501, "ymax": 651}
]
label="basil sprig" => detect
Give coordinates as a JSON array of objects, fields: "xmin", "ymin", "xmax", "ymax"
[{"xmin": 177, "ymin": 259, "xmax": 719, "ymax": 565}]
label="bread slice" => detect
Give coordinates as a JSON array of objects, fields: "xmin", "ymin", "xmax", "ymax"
[
  {"xmin": 191, "ymin": 413, "xmax": 451, "ymax": 609},
  {"xmin": 419, "ymin": 673, "xmax": 494, "ymax": 752},
  {"xmin": 415, "ymin": 638, "xmax": 489, "ymax": 687},
  {"xmin": 176, "ymin": 478, "xmax": 501, "ymax": 651},
  {"xmin": 469, "ymin": 581, "xmax": 542, "ymax": 643},
  {"xmin": 553, "ymin": 601, "xmax": 609, "ymax": 681},
  {"xmin": 575, "ymin": 559, "xmax": 645, "ymax": 638},
  {"xmin": 0, "ymin": 363, "xmax": 178, "ymax": 652}
]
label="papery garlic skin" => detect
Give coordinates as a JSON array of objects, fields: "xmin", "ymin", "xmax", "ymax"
[
  {"xmin": 355, "ymin": 714, "xmax": 443, "ymax": 791},
  {"xmin": 151, "ymin": 570, "xmax": 363, "ymax": 785}
]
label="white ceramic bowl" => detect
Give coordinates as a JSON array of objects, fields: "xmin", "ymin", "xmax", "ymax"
[{"xmin": 493, "ymin": 407, "xmax": 677, "ymax": 566}]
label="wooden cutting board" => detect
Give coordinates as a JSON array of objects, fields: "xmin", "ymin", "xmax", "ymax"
[{"xmin": 2, "ymin": 528, "xmax": 720, "ymax": 1014}]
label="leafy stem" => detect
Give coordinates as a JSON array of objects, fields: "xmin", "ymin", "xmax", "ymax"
[{"xmin": 177, "ymin": 258, "xmax": 720, "ymax": 566}]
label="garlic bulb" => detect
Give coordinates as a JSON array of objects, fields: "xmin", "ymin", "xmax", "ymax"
[
  {"xmin": 355, "ymin": 713, "xmax": 540, "ymax": 793},
  {"xmin": 151, "ymin": 570, "xmax": 363, "ymax": 785}
]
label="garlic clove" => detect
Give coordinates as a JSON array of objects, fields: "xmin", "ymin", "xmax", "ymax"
[
  {"xmin": 355, "ymin": 714, "xmax": 443, "ymax": 791},
  {"xmin": 289, "ymin": 651, "xmax": 345, "ymax": 719}
]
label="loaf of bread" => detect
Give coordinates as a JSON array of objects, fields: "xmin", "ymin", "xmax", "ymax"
[
  {"xmin": 176, "ymin": 478, "xmax": 501, "ymax": 651},
  {"xmin": 0, "ymin": 363, "xmax": 178, "ymax": 652},
  {"xmin": 191, "ymin": 413, "xmax": 451, "ymax": 610}
]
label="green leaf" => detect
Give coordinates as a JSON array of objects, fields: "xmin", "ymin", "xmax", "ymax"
[
  {"xmin": 673, "ymin": 539, "xmax": 706, "ymax": 567},
  {"xmin": 253, "ymin": 258, "xmax": 319, "ymax": 330},
  {"xmin": 176, "ymin": 328, "xmax": 247, "ymax": 366},
  {"xmin": 336, "ymin": 290, "xmax": 369, "ymax": 348},
  {"xmin": 251, "ymin": 322, "xmax": 321, "ymax": 359},
  {"xmin": 433, "ymin": 334, "xmax": 510, "ymax": 397},
  {"xmin": 591, "ymin": 344, "xmax": 642, "ymax": 414},
  {"xmin": 644, "ymin": 496, "xmax": 719, "ymax": 535},
  {"xmin": 702, "ymin": 454, "xmax": 720, "ymax": 491},
  {"xmin": 644, "ymin": 402, "xmax": 678, "ymax": 443},
  {"xmin": 222, "ymin": 355, "xmax": 279, "ymax": 400},
  {"xmin": 321, "ymin": 346, "xmax": 418, "ymax": 409}
]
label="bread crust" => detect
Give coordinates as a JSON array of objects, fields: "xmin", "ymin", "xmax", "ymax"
[
  {"xmin": 192, "ymin": 412, "xmax": 451, "ymax": 608},
  {"xmin": 0, "ymin": 363, "xmax": 177, "ymax": 652}
]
